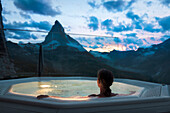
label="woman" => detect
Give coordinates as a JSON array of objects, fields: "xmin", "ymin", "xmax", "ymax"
[{"xmin": 88, "ymin": 69, "xmax": 118, "ymax": 97}]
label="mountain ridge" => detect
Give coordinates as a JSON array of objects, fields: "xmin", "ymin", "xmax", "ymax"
[
  {"xmin": 7, "ymin": 20, "xmax": 144, "ymax": 79},
  {"xmin": 90, "ymin": 38, "xmax": 170, "ymax": 84}
]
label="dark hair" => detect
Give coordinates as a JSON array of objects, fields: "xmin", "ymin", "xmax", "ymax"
[{"xmin": 97, "ymin": 69, "xmax": 114, "ymax": 97}]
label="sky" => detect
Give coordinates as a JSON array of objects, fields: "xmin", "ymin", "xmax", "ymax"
[{"xmin": 2, "ymin": 0, "xmax": 170, "ymax": 52}]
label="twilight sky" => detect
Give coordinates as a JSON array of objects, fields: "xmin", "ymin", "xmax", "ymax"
[{"xmin": 2, "ymin": 0, "xmax": 170, "ymax": 52}]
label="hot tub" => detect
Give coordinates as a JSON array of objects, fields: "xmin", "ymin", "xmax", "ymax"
[
  {"xmin": 8, "ymin": 78, "xmax": 143, "ymax": 100},
  {"xmin": 0, "ymin": 77, "xmax": 170, "ymax": 113}
]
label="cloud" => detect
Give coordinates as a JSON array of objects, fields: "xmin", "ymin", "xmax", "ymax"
[
  {"xmin": 89, "ymin": 45, "xmax": 99, "ymax": 49},
  {"xmin": 133, "ymin": 21, "xmax": 142, "ymax": 29},
  {"xmin": 146, "ymin": 1, "xmax": 152, "ymax": 7},
  {"xmin": 101, "ymin": 15, "xmax": 161, "ymax": 33},
  {"xmin": 105, "ymin": 31, "xmax": 114, "ymax": 36},
  {"xmin": 13, "ymin": 0, "xmax": 61, "ymax": 16},
  {"xmin": 123, "ymin": 38, "xmax": 143, "ymax": 46},
  {"xmin": 150, "ymin": 37, "xmax": 156, "ymax": 41},
  {"xmin": 2, "ymin": 16, "xmax": 7, "ymax": 22},
  {"xmin": 128, "ymin": 45, "xmax": 137, "ymax": 50},
  {"xmin": 5, "ymin": 30, "xmax": 38, "ymax": 40},
  {"xmin": 157, "ymin": 16, "xmax": 170, "ymax": 31},
  {"xmin": 112, "ymin": 23, "xmax": 133, "ymax": 32},
  {"xmin": 160, "ymin": 35, "xmax": 170, "ymax": 41},
  {"xmin": 64, "ymin": 26, "xmax": 71, "ymax": 32},
  {"xmin": 126, "ymin": 11, "xmax": 140, "ymax": 21},
  {"xmin": 101, "ymin": 19, "xmax": 113, "ymax": 31},
  {"xmin": 103, "ymin": 0, "xmax": 136, "ymax": 12},
  {"xmin": 113, "ymin": 37, "xmax": 121, "ymax": 43},
  {"xmin": 19, "ymin": 12, "xmax": 31, "ymax": 19},
  {"xmin": 94, "ymin": 37, "xmax": 104, "ymax": 41},
  {"xmin": 88, "ymin": 0, "xmax": 100, "ymax": 8},
  {"xmin": 126, "ymin": 11, "xmax": 143, "ymax": 30},
  {"xmin": 143, "ymin": 23, "xmax": 161, "ymax": 32},
  {"xmin": 126, "ymin": 0, "xmax": 136, "ymax": 9},
  {"xmin": 101, "ymin": 19, "xmax": 133, "ymax": 32},
  {"xmin": 99, "ymin": 11, "xmax": 163, "ymax": 33},
  {"xmin": 160, "ymin": 0, "xmax": 170, "ymax": 8},
  {"xmin": 4, "ymin": 20, "xmax": 52, "ymax": 31},
  {"xmin": 126, "ymin": 11, "xmax": 161, "ymax": 33},
  {"xmin": 88, "ymin": 16, "xmax": 99, "ymax": 31},
  {"xmin": 126, "ymin": 11, "xmax": 143, "ymax": 29},
  {"xmin": 2, "ymin": 9, "xmax": 12, "ymax": 15},
  {"xmin": 75, "ymin": 36, "xmax": 122, "ymax": 50},
  {"xmin": 163, "ymin": 35, "xmax": 170, "ymax": 38},
  {"xmin": 125, "ymin": 33, "xmax": 137, "ymax": 37}
]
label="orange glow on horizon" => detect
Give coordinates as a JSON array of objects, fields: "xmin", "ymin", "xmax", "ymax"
[{"xmin": 85, "ymin": 44, "xmax": 127, "ymax": 52}]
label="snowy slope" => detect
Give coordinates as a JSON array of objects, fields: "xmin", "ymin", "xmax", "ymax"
[{"xmin": 42, "ymin": 20, "xmax": 86, "ymax": 52}]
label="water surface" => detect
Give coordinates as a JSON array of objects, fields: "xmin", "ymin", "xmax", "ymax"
[{"xmin": 10, "ymin": 80, "xmax": 142, "ymax": 97}]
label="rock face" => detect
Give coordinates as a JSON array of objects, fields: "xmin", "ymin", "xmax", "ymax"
[
  {"xmin": 0, "ymin": 2, "xmax": 7, "ymax": 56},
  {"xmin": 0, "ymin": 2, "xmax": 15, "ymax": 79},
  {"xmin": 42, "ymin": 20, "xmax": 85, "ymax": 52}
]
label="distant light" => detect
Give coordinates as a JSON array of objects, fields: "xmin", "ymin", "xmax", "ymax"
[
  {"xmin": 54, "ymin": 85, "xmax": 58, "ymax": 88},
  {"xmin": 40, "ymin": 85, "xmax": 50, "ymax": 88}
]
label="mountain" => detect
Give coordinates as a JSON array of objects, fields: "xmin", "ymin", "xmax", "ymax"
[
  {"xmin": 89, "ymin": 50, "xmax": 110, "ymax": 59},
  {"xmin": 7, "ymin": 20, "xmax": 141, "ymax": 78},
  {"xmin": 7, "ymin": 41, "xmax": 38, "ymax": 73},
  {"xmin": 42, "ymin": 20, "xmax": 85, "ymax": 52},
  {"xmin": 98, "ymin": 38, "xmax": 170, "ymax": 84},
  {"xmin": 25, "ymin": 20, "xmax": 114, "ymax": 75}
]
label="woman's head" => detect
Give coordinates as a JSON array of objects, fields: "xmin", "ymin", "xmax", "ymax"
[{"xmin": 97, "ymin": 69, "xmax": 114, "ymax": 88}]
